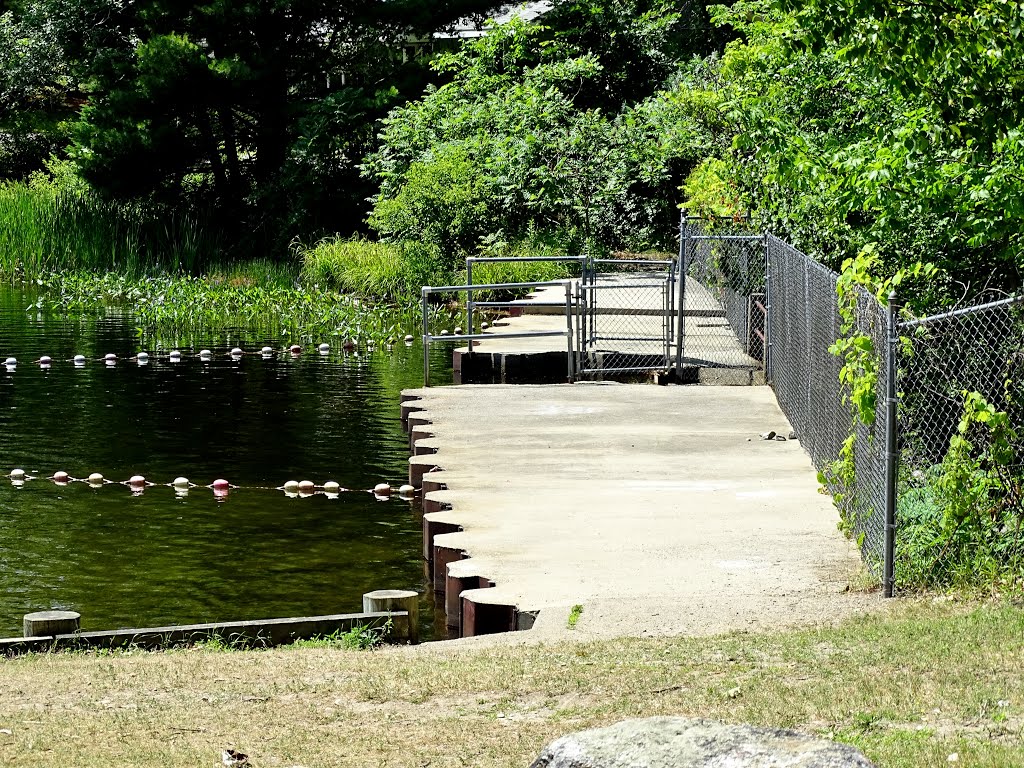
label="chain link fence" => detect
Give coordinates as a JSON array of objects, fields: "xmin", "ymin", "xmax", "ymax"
[
  {"xmin": 681, "ymin": 224, "xmax": 767, "ymax": 370},
  {"xmin": 765, "ymin": 236, "xmax": 888, "ymax": 573},
  {"xmin": 894, "ymin": 295, "xmax": 1024, "ymax": 590},
  {"xmin": 576, "ymin": 258, "xmax": 675, "ymax": 378}
]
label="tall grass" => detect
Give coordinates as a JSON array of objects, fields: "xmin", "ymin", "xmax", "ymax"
[
  {"xmin": 300, "ymin": 237, "xmax": 449, "ymax": 300},
  {"xmin": 0, "ymin": 182, "xmax": 222, "ymax": 277}
]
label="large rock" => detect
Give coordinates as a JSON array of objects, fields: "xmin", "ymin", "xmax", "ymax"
[{"xmin": 529, "ymin": 717, "xmax": 876, "ymax": 768}]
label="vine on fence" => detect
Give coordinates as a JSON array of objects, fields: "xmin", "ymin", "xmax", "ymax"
[
  {"xmin": 899, "ymin": 390, "xmax": 1021, "ymax": 590},
  {"xmin": 824, "ymin": 244, "xmax": 935, "ymax": 539}
]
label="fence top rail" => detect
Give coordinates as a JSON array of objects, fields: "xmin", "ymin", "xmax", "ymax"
[
  {"xmin": 899, "ymin": 293, "xmax": 1024, "ymax": 329},
  {"xmin": 423, "ymin": 280, "xmax": 571, "ymax": 295},
  {"xmin": 592, "ymin": 258, "xmax": 674, "ymax": 266},
  {"xmin": 687, "ymin": 235, "xmax": 763, "ymax": 241},
  {"xmin": 580, "ymin": 280, "xmax": 671, "ymax": 290},
  {"xmin": 466, "ymin": 256, "xmax": 587, "ymax": 264},
  {"xmin": 424, "ymin": 330, "xmax": 568, "ymax": 342}
]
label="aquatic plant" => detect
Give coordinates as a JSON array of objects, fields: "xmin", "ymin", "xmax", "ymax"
[
  {"xmin": 0, "ymin": 182, "xmax": 222, "ymax": 277},
  {"xmin": 31, "ymin": 271, "xmax": 462, "ymax": 347}
]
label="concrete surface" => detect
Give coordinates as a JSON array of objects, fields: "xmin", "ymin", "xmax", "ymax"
[{"xmin": 407, "ymin": 383, "xmax": 869, "ymax": 641}]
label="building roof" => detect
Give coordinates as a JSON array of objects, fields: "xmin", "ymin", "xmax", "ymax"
[{"xmin": 432, "ymin": 1, "xmax": 553, "ymax": 40}]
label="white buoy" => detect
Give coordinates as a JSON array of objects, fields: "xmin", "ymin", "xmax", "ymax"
[
  {"xmin": 38, "ymin": 356, "xmax": 52, "ymax": 365},
  {"xmin": 104, "ymin": 353, "xmax": 117, "ymax": 362},
  {"xmin": 261, "ymin": 346, "xmax": 273, "ymax": 355},
  {"xmin": 73, "ymin": 354, "xmax": 86, "ymax": 365},
  {"xmin": 323, "ymin": 480, "xmax": 341, "ymax": 493},
  {"xmin": 10, "ymin": 469, "xmax": 25, "ymax": 480},
  {"xmin": 440, "ymin": 329, "xmax": 449, "ymax": 336},
  {"xmin": 199, "ymin": 349, "xmax": 212, "ymax": 359},
  {"xmin": 52, "ymin": 471, "xmax": 70, "ymax": 484},
  {"xmin": 128, "ymin": 475, "xmax": 146, "ymax": 486},
  {"xmin": 318, "ymin": 343, "xmax": 330, "ymax": 353},
  {"xmin": 481, "ymin": 322, "xmax": 489, "ymax": 330},
  {"xmin": 87, "ymin": 472, "xmax": 104, "ymax": 484},
  {"xmin": 454, "ymin": 327, "xmax": 462, "ymax": 335},
  {"xmin": 169, "ymin": 349, "xmax": 182, "ymax": 358},
  {"xmin": 230, "ymin": 347, "xmax": 243, "ymax": 356},
  {"xmin": 136, "ymin": 352, "xmax": 149, "ymax": 362},
  {"xmin": 4, "ymin": 357, "xmax": 16, "ymax": 366},
  {"xmin": 284, "ymin": 490, "xmax": 299, "ymax": 499},
  {"xmin": 298, "ymin": 480, "xmax": 315, "ymax": 493},
  {"xmin": 398, "ymin": 484, "xmax": 416, "ymax": 496},
  {"xmin": 373, "ymin": 483, "xmax": 392, "ymax": 496},
  {"xmin": 172, "ymin": 477, "xmax": 190, "ymax": 488},
  {"xmin": 283, "ymin": 480, "xmax": 299, "ymax": 492}
]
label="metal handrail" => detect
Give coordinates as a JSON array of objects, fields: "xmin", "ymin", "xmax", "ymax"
[{"xmin": 421, "ymin": 281, "xmax": 575, "ymax": 386}]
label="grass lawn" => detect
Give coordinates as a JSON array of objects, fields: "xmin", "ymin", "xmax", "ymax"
[{"xmin": 0, "ymin": 600, "xmax": 1021, "ymax": 767}]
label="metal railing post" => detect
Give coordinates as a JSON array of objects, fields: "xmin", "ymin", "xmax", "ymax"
[
  {"xmin": 466, "ymin": 259, "xmax": 474, "ymax": 354},
  {"xmin": 564, "ymin": 282, "xmax": 575, "ymax": 382},
  {"xmin": 422, "ymin": 287, "xmax": 431, "ymax": 387},
  {"xmin": 883, "ymin": 290, "xmax": 900, "ymax": 598}
]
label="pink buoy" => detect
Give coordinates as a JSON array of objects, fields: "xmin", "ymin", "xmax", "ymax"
[
  {"xmin": 52, "ymin": 471, "xmax": 70, "ymax": 484},
  {"xmin": 373, "ymin": 483, "xmax": 392, "ymax": 496},
  {"xmin": 298, "ymin": 480, "xmax": 315, "ymax": 493},
  {"xmin": 289, "ymin": 344, "xmax": 302, "ymax": 355},
  {"xmin": 213, "ymin": 486, "xmax": 230, "ymax": 500},
  {"xmin": 211, "ymin": 478, "xmax": 230, "ymax": 489},
  {"xmin": 129, "ymin": 475, "xmax": 146, "ymax": 486}
]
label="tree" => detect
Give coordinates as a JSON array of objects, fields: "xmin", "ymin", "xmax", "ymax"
[{"xmin": 4, "ymin": 0, "xmax": 507, "ymax": 248}]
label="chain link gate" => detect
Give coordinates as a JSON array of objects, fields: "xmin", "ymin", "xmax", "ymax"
[
  {"xmin": 574, "ymin": 258, "xmax": 675, "ymax": 378},
  {"xmin": 672, "ymin": 217, "xmax": 767, "ymax": 382}
]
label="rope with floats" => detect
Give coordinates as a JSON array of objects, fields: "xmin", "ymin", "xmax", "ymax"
[{"xmin": 4, "ymin": 469, "xmax": 416, "ymax": 499}]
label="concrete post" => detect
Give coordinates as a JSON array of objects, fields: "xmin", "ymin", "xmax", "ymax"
[
  {"xmin": 362, "ymin": 590, "xmax": 419, "ymax": 643},
  {"xmin": 24, "ymin": 610, "xmax": 80, "ymax": 637}
]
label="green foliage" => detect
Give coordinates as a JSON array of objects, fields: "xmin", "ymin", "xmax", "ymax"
[
  {"xmin": 34, "ymin": 269, "xmax": 421, "ymax": 347},
  {"xmin": 824, "ymin": 247, "xmax": 935, "ymax": 536},
  {"xmin": 567, "ymin": 604, "xmax": 584, "ymax": 629},
  {"xmin": 0, "ymin": 180, "xmax": 221, "ymax": 277},
  {"xmin": 897, "ymin": 392, "xmax": 1022, "ymax": 591},
  {"xmin": 2, "ymin": 0, "xmax": 508, "ymax": 249},
  {"xmin": 290, "ymin": 621, "xmax": 391, "ymax": 651},
  {"xmin": 300, "ymin": 238, "xmax": 447, "ymax": 300},
  {"xmin": 365, "ymin": 4, "xmax": 728, "ymax": 261}
]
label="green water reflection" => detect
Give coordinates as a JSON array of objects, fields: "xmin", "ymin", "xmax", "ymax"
[{"xmin": 0, "ymin": 285, "xmax": 453, "ymax": 638}]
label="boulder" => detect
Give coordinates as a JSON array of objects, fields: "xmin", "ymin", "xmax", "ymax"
[{"xmin": 529, "ymin": 717, "xmax": 875, "ymax": 768}]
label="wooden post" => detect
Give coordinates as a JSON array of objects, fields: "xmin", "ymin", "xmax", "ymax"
[
  {"xmin": 362, "ymin": 590, "xmax": 419, "ymax": 644},
  {"xmin": 24, "ymin": 610, "xmax": 80, "ymax": 637}
]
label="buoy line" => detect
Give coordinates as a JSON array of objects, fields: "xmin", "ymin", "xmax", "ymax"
[
  {"xmin": 0, "ymin": 342, "xmax": 420, "ymax": 370},
  {"xmin": 3, "ymin": 470, "xmax": 417, "ymax": 499}
]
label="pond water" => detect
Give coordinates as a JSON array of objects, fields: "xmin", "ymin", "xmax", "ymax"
[{"xmin": 0, "ymin": 285, "xmax": 453, "ymax": 639}]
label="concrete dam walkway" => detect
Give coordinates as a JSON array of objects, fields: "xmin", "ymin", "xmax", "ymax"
[{"xmin": 404, "ymin": 383, "xmax": 869, "ymax": 641}]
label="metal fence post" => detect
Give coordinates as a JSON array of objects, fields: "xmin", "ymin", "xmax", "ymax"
[
  {"xmin": 883, "ymin": 290, "xmax": 900, "ymax": 597},
  {"xmin": 422, "ymin": 287, "xmax": 431, "ymax": 387},
  {"xmin": 674, "ymin": 212, "xmax": 688, "ymax": 370},
  {"xmin": 763, "ymin": 234, "xmax": 772, "ymax": 383}
]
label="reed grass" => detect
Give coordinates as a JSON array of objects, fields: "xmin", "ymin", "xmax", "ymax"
[
  {"xmin": 0, "ymin": 182, "xmax": 222, "ymax": 277},
  {"xmin": 299, "ymin": 237, "xmax": 450, "ymax": 300}
]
